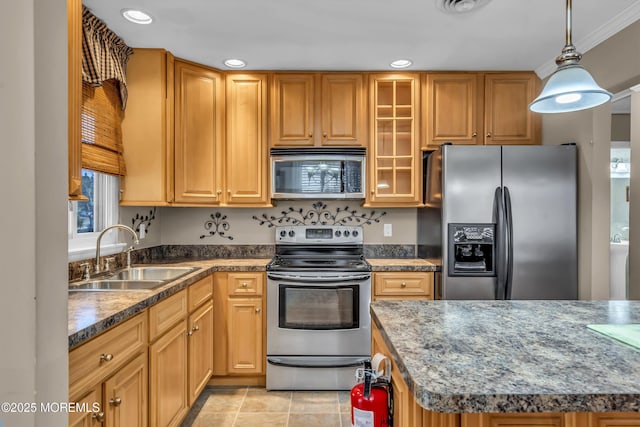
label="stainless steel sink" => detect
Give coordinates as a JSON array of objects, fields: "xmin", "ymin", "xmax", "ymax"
[
  {"xmin": 69, "ymin": 279, "xmax": 166, "ymax": 291},
  {"xmin": 69, "ymin": 266, "xmax": 199, "ymax": 291},
  {"xmin": 108, "ymin": 266, "xmax": 198, "ymax": 281}
]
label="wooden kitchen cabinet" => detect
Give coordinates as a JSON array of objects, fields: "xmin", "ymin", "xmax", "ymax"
[
  {"xmin": 187, "ymin": 296, "xmax": 214, "ymax": 406},
  {"xmin": 225, "ymin": 73, "xmax": 270, "ymax": 206},
  {"xmin": 69, "ymin": 313, "xmax": 148, "ymax": 427},
  {"xmin": 67, "ymin": 0, "xmax": 84, "ymax": 200},
  {"xmin": 270, "ymin": 73, "xmax": 366, "ymax": 147},
  {"xmin": 484, "ymin": 72, "xmax": 541, "ymax": 146},
  {"xmin": 213, "ymin": 272, "xmax": 265, "ymax": 381},
  {"xmin": 173, "ymin": 59, "xmax": 224, "ymax": 205},
  {"xmin": 373, "ymin": 271, "xmax": 434, "ymax": 301},
  {"xmin": 367, "ymin": 74, "xmax": 422, "ymax": 207},
  {"xmin": 120, "ymin": 48, "xmax": 174, "ymax": 206},
  {"xmin": 423, "ymin": 72, "xmax": 540, "ymax": 150}
]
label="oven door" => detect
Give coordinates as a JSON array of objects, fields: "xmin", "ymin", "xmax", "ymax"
[{"xmin": 266, "ymin": 272, "xmax": 371, "ymax": 356}]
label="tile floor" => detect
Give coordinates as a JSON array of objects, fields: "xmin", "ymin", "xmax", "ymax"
[{"xmin": 181, "ymin": 386, "xmax": 352, "ymax": 427}]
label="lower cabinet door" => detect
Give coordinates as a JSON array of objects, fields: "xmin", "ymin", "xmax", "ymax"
[
  {"xmin": 104, "ymin": 352, "xmax": 148, "ymax": 427},
  {"xmin": 150, "ymin": 320, "xmax": 189, "ymax": 427},
  {"xmin": 69, "ymin": 386, "xmax": 103, "ymax": 427},
  {"xmin": 188, "ymin": 301, "xmax": 214, "ymax": 405},
  {"xmin": 228, "ymin": 297, "xmax": 263, "ymax": 374}
]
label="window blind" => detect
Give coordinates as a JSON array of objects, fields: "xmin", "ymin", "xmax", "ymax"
[{"xmin": 81, "ymin": 79, "xmax": 126, "ymax": 176}]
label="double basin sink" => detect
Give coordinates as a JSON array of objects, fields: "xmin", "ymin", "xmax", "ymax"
[{"xmin": 69, "ymin": 266, "xmax": 199, "ymax": 292}]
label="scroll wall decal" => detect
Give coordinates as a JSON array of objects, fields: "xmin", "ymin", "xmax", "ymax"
[
  {"xmin": 131, "ymin": 207, "xmax": 157, "ymax": 233},
  {"xmin": 252, "ymin": 201, "xmax": 386, "ymax": 227},
  {"xmin": 200, "ymin": 212, "xmax": 234, "ymax": 240}
]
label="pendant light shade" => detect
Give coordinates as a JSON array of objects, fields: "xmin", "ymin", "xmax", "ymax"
[{"xmin": 529, "ymin": 0, "xmax": 612, "ymax": 113}]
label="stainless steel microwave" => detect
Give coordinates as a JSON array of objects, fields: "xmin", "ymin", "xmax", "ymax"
[{"xmin": 270, "ymin": 147, "xmax": 366, "ymax": 199}]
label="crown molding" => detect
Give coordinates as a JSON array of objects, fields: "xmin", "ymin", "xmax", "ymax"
[{"xmin": 535, "ymin": 2, "xmax": 640, "ymax": 79}]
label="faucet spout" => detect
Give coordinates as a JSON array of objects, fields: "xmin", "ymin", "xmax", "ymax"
[{"xmin": 95, "ymin": 224, "xmax": 140, "ymax": 273}]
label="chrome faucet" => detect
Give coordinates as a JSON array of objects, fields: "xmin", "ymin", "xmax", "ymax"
[{"xmin": 95, "ymin": 224, "xmax": 140, "ymax": 273}]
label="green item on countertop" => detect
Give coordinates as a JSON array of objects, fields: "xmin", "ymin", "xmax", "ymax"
[{"xmin": 587, "ymin": 324, "xmax": 640, "ymax": 350}]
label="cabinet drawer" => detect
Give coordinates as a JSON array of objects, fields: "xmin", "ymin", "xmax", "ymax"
[
  {"xmin": 188, "ymin": 274, "xmax": 213, "ymax": 312},
  {"xmin": 149, "ymin": 290, "xmax": 188, "ymax": 341},
  {"xmin": 374, "ymin": 272, "xmax": 433, "ymax": 298},
  {"xmin": 69, "ymin": 312, "xmax": 147, "ymax": 398},
  {"xmin": 227, "ymin": 272, "xmax": 263, "ymax": 296}
]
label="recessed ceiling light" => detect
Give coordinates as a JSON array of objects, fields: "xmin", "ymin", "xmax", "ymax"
[
  {"xmin": 390, "ymin": 59, "xmax": 412, "ymax": 69},
  {"xmin": 121, "ymin": 9, "xmax": 153, "ymax": 24},
  {"xmin": 224, "ymin": 59, "xmax": 247, "ymax": 69}
]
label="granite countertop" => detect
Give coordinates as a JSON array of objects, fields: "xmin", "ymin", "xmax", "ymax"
[
  {"xmin": 367, "ymin": 258, "xmax": 440, "ymax": 272},
  {"xmin": 370, "ymin": 300, "xmax": 640, "ymax": 414},
  {"xmin": 68, "ymin": 259, "xmax": 269, "ymax": 349}
]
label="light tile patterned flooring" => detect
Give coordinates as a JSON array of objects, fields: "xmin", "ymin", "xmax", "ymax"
[{"xmin": 182, "ymin": 386, "xmax": 352, "ymax": 427}]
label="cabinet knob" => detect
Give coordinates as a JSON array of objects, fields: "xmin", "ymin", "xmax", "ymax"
[
  {"xmin": 486, "ymin": 132, "xmax": 492, "ymax": 138},
  {"xmin": 92, "ymin": 412, "xmax": 105, "ymax": 423},
  {"xmin": 308, "ymin": 132, "xmax": 313, "ymax": 138},
  {"xmin": 192, "ymin": 324, "xmax": 200, "ymax": 332},
  {"xmin": 187, "ymin": 330, "xmax": 193, "ymax": 337},
  {"xmin": 255, "ymin": 307, "xmax": 261, "ymax": 313},
  {"xmin": 323, "ymin": 132, "xmax": 328, "ymax": 138},
  {"xmin": 241, "ymin": 282, "xmax": 248, "ymax": 288},
  {"xmin": 216, "ymin": 189, "xmax": 222, "ymax": 196},
  {"xmin": 401, "ymin": 282, "xmax": 407, "ymax": 288},
  {"xmin": 99, "ymin": 353, "xmax": 113, "ymax": 363},
  {"xmin": 370, "ymin": 190, "xmax": 375, "ymax": 194},
  {"xmin": 109, "ymin": 397, "xmax": 122, "ymax": 407},
  {"xmin": 472, "ymin": 131, "xmax": 478, "ymax": 137}
]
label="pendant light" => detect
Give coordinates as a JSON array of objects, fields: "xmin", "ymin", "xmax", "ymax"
[{"xmin": 529, "ymin": 0, "xmax": 612, "ymax": 113}]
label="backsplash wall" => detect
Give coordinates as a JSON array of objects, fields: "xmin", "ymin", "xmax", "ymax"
[{"xmin": 158, "ymin": 201, "xmax": 417, "ymax": 245}]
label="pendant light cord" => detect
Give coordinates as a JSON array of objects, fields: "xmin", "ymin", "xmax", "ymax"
[{"xmin": 565, "ymin": 0, "xmax": 572, "ymax": 47}]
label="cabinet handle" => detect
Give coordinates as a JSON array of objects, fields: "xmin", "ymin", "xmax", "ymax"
[
  {"xmin": 255, "ymin": 307, "xmax": 261, "ymax": 313},
  {"xmin": 241, "ymin": 282, "xmax": 248, "ymax": 288},
  {"xmin": 401, "ymin": 282, "xmax": 407, "ymax": 288},
  {"xmin": 472, "ymin": 131, "xmax": 478, "ymax": 137},
  {"xmin": 92, "ymin": 412, "xmax": 105, "ymax": 423},
  {"xmin": 486, "ymin": 132, "xmax": 492, "ymax": 138},
  {"xmin": 99, "ymin": 353, "xmax": 113, "ymax": 363},
  {"xmin": 109, "ymin": 397, "xmax": 122, "ymax": 407}
]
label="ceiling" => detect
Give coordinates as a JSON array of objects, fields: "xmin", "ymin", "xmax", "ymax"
[{"xmin": 83, "ymin": 0, "xmax": 639, "ymax": 78}]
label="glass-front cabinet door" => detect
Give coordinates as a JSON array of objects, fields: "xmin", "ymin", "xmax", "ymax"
[{"xmin": 367, "ymin": 74, "xmax": 421, "ymax": 206}]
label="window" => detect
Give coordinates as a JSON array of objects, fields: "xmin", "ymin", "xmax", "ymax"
[{"xmin": 68, "ymin": 169, "xmax": 120, "ymax": 261}]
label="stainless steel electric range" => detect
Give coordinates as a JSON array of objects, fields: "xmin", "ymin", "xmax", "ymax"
[{"xmin": 266, "ymin": 225, "xmax": 372, "ymax": 390}]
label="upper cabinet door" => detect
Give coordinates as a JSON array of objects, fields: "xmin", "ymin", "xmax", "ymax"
[
  {"xmin": 173, "ymin": 60, "xmax": 224, "ymax": 204},
  {"xmin": 320, "ymin": 74, "xmax": 366, "ymax": 146},
  {"xmin": 423, "ymin": 73, "xmax": 483, "ymax": 149},
  {"xmin": 68, "ymin": 0, "xmax": 84, "ymax": 200},
  {"xmin": 225, "ymin": 73, "xmax": 270, "ymax": 206},
  {"xmin": 484, "ymin": 72, "xmax": 541, "ymax": 145},
  {"xmin": 270, "ymin": 74, "xmax": 315, "ymax": 146}
]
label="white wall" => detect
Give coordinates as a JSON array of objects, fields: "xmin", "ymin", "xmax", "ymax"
[{"xmin": 0, "ymin": 0, "xmax": 68, "ymax": 426}]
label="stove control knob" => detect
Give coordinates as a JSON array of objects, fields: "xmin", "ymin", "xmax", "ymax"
[
  {"xmin": 288, "ymin": 230, "xmax": 295, "ymax": 238},
  {"xmin": 335, "ymin": 230, "xmax": 342, "ymax": 237},
  {"xmin": 280, "ymin": 230, "xmax": 286, "ymax": 238},
  {"xmin": 352, "ymin": 230, "xmax": 359, "ymax": 237},
  {"xmin": 344, "ymin": 230, "xmax": 350, "ymax": 237}
]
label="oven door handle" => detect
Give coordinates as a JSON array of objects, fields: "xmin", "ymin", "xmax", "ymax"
[
  {"xmin": 267, "ymin": 272, "xmax": 371, "ymax": 282},
  {"xmin": 267, "ymin": 356, "xmax": 370, "ymax": 369}
]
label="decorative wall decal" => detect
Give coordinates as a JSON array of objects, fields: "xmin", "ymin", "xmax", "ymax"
[
  {"xmin": 252, "ymin": 201, "xmax": 386, "ymax": 227},
  {"xmin": 200, "ymin": 212, "xmax": 234, "ymax": 240},
  {"xmin": 131, "ymin": 207, "xmax": 157, "ymax": 233}
]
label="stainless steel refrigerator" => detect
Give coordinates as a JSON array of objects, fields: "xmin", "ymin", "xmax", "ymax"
[{"xmin": 418, "ymin": 144, "xmax": 577, "ymax": 300}]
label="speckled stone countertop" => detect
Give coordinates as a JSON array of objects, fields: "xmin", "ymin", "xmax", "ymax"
[
  {"xmin": 367, "ymin": 258, "xmax": 440, "ymax": 272},
  {"xmin": 370, "ymin": 300, "xmax": 640, "ymax": 413},
  {"xmin": 68, "ymin": 259, "xmax": 269, "ymax": 349}
]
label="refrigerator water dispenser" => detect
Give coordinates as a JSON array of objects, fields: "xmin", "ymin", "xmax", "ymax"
[{"xmin": 448, "ymin": 224, "xmax": 495, "ymax": 276}]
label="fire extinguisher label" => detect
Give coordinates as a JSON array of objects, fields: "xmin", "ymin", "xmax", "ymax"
[{"xmin": 352, "ymin": 407, "xmax": 374, "ymax": 427}]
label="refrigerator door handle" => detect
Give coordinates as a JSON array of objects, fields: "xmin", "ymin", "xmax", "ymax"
[
  {"xmin": 504, "ymin": 186, "xmax": 514, "ymax": 300},
  {"xmin": 495, "ymin": 186, "xmax": 507, "ymax": 300}
]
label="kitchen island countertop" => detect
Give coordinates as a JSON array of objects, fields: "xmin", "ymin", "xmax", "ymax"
[{"xmin": 370, "ymin": 300, "xmax": 640, "ymax": 413}]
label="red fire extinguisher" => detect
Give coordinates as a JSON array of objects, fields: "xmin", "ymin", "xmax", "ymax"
[{"xmin": 351, "ymin": 353, "xmax": 394, "ymax": 427}]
